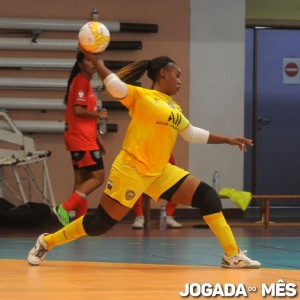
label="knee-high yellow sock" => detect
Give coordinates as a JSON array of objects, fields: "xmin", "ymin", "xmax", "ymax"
[
  {"xmin": 42, "ymin": 216, "xmax": 87, "ymax": 250},
  {"xmin": 203, "ymin": 212, "xmax": 239, "ymax": 257}
]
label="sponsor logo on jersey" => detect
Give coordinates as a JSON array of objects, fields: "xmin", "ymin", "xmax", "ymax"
[{"xmin": 168, "ymin": 111, "xmax": 182, "ymax": 126}]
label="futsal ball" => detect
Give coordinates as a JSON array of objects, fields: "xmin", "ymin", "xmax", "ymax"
[{"xmin": 78, "ymin": 21, "xmax": 110, "ymax": 53}]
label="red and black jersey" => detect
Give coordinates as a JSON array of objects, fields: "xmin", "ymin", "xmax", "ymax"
[{"xmin": 64, "ymin": 73, "xmax": 98, "ymax": 151}]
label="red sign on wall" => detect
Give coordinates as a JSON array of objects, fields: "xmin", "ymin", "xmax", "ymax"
[
  {"xmin": 285, "ymin": 62, "xmax": 299, "ymax": 77},
  {"xmin": 283, "ymin": 59, "xmax": 300, "ymax": 84}
]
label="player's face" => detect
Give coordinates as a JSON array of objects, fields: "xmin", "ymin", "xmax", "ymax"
[
  {"xmin": 162, "ymin": 63, "xmax": 181, "ymax": 95},
  {"xmin": 80, "ymin": 57, "xmax": 97, "ymax": 77}
]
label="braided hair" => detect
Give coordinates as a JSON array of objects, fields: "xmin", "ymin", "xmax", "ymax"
[
  {"xmin": 116, "ymin": 56, "xmax": 175, "ymax": 85},
  {"xmin": 64, "ymin": 51, "xmax": 85, "ymax": 104}
]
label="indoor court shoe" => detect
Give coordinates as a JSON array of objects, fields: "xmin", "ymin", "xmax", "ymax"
[
  {"xmin": 53, "ymin": 205, "xmax": 70, "ymax": 226},
  {"xmin": 27, "ymin": 233, "xmax": 49, "ymax": 266},
  {"xmin": 132, "ymin": 216, "xmax": 145, "ymax": 229},
  {"xmin": 166, "ymin": 216, "xmax": 183, "ymax": 228},
  {"xmin": 221, "ymin": 249, "xmax": 261, "ymax": 269}
]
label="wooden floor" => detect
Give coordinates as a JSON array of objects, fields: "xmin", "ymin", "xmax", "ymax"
[
  {"xmin": 0, "ymin": 218, "xmax": 299, "ymax": 300},
  {"xmin": 1, "ymin": 260, "xmax": 299, "ymax": 300}
]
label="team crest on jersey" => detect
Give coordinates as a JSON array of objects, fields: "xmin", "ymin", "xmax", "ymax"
[
  {"xmin": 167, "ymin": 102, "xmax": 176, "ymax": 109},
  {"xmin": 125, "ymin": 190, "xmax": 136, "ymax": 200},
  {"xmin": 107, "ymin": 180, "xmax": 113, "ymax": 190},
  {"xmin": 78, "ymin": 90, "xmax": 85, "ymax": 99}
]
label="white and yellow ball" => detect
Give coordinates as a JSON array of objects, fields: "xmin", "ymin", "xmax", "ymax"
[{"xmin": 78, "ymin": 21, "xmax": 110, "ymax": 53}]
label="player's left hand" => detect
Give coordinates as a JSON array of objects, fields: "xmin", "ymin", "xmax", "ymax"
[{"xmin": 228, "ymin": 137, "xmax": 253, "ymax": 152}]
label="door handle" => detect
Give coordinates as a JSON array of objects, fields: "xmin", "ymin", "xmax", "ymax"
[
  {"xmin": 257, "ymin": 117, "xmax": 271, "ymax": 126},
  {"xmin": 257, "ymin": 117, "xmax": 271, "ymax": 130}
]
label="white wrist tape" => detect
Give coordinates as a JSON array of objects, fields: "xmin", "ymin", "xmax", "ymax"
[
  {"xmin": 180, "ymin": 124, "xmax": 209, "ymax": 144},
  {"xmin": 103, "ymin": 73, "xmax": 128, "ymax": 99}
]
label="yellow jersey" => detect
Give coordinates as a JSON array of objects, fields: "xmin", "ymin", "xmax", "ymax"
[{"xmin": 117, "ymin": 84, "xmax": 190, "ymax": 176}]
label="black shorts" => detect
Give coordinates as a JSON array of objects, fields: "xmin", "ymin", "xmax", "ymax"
[{"xmin": 70, "ymin": 149, "xmax": 104, "ymax": 172}]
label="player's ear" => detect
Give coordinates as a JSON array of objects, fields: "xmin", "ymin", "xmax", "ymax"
[{"xmin": 159, "ymin": 68, "xmax": 166, "ymax": 78}]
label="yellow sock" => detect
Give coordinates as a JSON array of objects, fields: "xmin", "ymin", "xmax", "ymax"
[
  {"xmin": 203, "ymin": 212, "xmax": 239, "ymax": 257},
  {"xmin": 43, "ymin": 216, "xmax": 87, "ymax": 250}
]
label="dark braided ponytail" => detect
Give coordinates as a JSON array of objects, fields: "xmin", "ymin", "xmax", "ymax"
[
  {"xmin": 64, "ymin": 51, "xmax": 85, "ymax": 104},
  {"xmin": 116, "ymin": 56, "xmax": 175, "ymax": 85}
]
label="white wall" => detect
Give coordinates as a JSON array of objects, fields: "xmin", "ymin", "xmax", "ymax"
[{"xmin": 189, "ymin": 0, "xmax": 246, "ymax": 206}]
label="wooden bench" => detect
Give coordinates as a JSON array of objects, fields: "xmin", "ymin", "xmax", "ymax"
[
  {"xmin": 241, "ymin": 195, "xmax": 300, "ymax": 227},
  {"xmin": 142, "ymin": 194, "xmax": 300, "ymax": 227}
]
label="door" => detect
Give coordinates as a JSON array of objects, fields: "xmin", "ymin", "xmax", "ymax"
[{"xmin": 245, "ymin": 29, "xmax": 300, "ymax": 206}]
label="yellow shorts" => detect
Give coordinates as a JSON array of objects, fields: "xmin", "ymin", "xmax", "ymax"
[{"xmin": 104, "ymin": 157, "xmax": 190, "ymax": 208}]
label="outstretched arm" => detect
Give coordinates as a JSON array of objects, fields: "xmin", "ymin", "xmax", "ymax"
[
  {"xmin": 180, "ymin": 124, "xmax": 252, "ymax": 152},
  {"xmin": 207, "ymin": 133, "xmax": 253, "ymax": 152}
]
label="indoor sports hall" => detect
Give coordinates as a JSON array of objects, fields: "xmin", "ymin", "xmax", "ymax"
[{"xmin": 0, "ymin": 1, "xmax": 299, "ymax": 299}]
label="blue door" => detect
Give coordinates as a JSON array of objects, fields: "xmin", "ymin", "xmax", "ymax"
[{"xmin": 245, "ymin": 29, "xmax": 300, "ymax": 206}]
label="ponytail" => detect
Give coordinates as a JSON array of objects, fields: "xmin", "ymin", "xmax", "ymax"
[
  {"xmin": 116, "ymin": 60, "xmax": 149, "ymax": 84},
  {"xmin": 116, "ymin": 56, "xmax": 175, "ymax": 85},
  {"xmin": 64, "ymin": 51, "xmax": 85, "ymax": 104}
]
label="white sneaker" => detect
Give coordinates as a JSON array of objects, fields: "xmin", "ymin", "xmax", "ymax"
[
  {"xmin": 27, "ymin": 233, "xmax": 49, "ymax": 266},
  {"xmin": 221, "ymin": 249, "xmax": 261, "ymax": 269},
  {"xmin": 167, "ymin": 216, "xmax": 182, "ymax": 228},
  {"xmin": 132, "ymin": 216, "xmax": 145, "ymax": 229}
]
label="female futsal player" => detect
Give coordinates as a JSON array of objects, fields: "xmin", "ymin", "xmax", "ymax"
[
  {"xmin": 53, "ymin": 51, "xmax": 106, "ymax": 226},
  {"xmin": 28, "ymin": 51, "xmax": 261, "ymax": 269}
]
